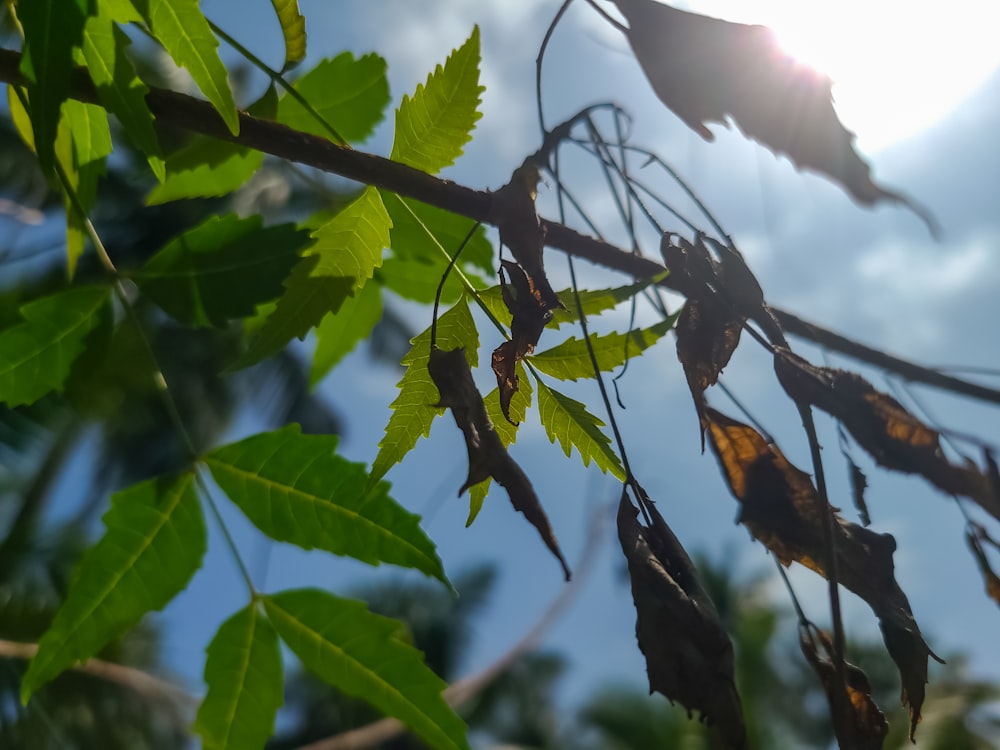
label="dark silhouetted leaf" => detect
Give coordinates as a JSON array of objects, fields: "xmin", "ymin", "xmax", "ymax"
[
  {"xmin": 492, "ymin": 260, "xmax": 559, "ymax": 422},
  {"xmin": 610, "ymin": 0, "xmax": 935, "ymax": 232},
  {"xmin": 849, "ymin": 458, "xmax": 871, "ymax": 527},
  {"xmin": 136, "ymin": 215, "xmax": 309, "ymax": 327},
  {"xmin": 774, "ymin": 351, "xmax": 997, "ymax": 518},
  {"xmin": 966, "ymin": 524, "xmax": 1000, "ymax": 609},
  {"xmin": 703, "ymin": 407, "xmax": 941, "ymax": 738},
  {"xmin": 617, "ymin": 489, "xmax": 747, "ymax": 748},
  {"xmin": 800, "ymin": 627, "xmax": 888, "ymax": 750},
  {"xmin": 675, "ymin": 297, "xmax": 742, "ymax": 445},
  {"xmin": 429, "ymin": 346, "xmax": 570, "ymax": 580}
]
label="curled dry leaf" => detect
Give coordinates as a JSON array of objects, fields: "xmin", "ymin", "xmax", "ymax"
[
  {"xmin": 428, "ymin": 345, "xmax": 571, "ymax": 580},
  {"xmin": 800, "ymin": 627, "xmax": 889, "ymax": 750},
  {"xmin": 617, "ymin": 489, "xmax": 747, "ymax": 749},
  {"xmin": 774, "ymin": 350, "xmax": 999, "ymax": 520},
  {"xmin": 491, "ymin": 260, "xmax": 558, "ymax": 423},
  {"xmin": 966, "ymin": 524, "xmax": 1000, "ymax": 608},
  {"xmin": 703, "ymin": 407, "xmax": 942, "ymax": 739},
  {"xmin": 610, "ymin": 0, "xmax": 936, "ymax": 233}
]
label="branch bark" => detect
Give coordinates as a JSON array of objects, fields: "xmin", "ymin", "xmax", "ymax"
[{"xmin": 0, "ymin": 48, "xmax": 996, "ymax": 407}]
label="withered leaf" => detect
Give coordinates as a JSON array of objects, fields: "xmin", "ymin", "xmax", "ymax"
[
  {"xmin": 966, "ymin": 524, "xmax": 1000, "ymax": 608},
  {"xmin": 617, "ymin": 489, "xmax": 747, "ymax": 749},
  {"xmin": 848, "ymin": 457, "xmax": 871, "ymax": 527},
  {"xmin": 491, "ymin": 260, "xmax": 558, "ymax": 423},
  {"xmin": 489, "ymin": 159, "xmax": 560, "ymax": 310},
  {"xmin": 703, "ymin": 407, "xmax": 941, "ymax": 738},
  {"xmin": 428, "ymin": 345, "xmax": 571, "ymax": 580},
  {"xmin": 610, "ymin": 0, "xmax": 935, "ymax": 232},
  {"xmin": 774, "ymin": 351, "xmax": 998, "ymax": 519},
  {"xmin": 675, "ymin": 297, "xmax": 742, "ymax": 447},
  {"xmin": 800, "ymin": 627, "xmax": 888, "ymax": 750}
]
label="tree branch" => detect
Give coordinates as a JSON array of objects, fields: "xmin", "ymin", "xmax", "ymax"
[{"xmin": 0, "ymin": 48, "xmax": 996, "ymax": 407}]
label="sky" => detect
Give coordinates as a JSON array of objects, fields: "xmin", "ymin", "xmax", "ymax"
[{"xmin": 157, "ymin": 0, "xmax": 1000, "ymax": 740}]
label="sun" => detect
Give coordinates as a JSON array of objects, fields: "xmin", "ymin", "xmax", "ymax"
[{"xmin": 685, "ymin": 0, "xmax": 1000, "ymax": 152}]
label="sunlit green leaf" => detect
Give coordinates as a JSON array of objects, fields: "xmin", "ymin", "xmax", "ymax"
[
  {"xmin": 276, "ymin": 53, "xmax": 389, "ymax": 143},
  {"xmin": 18, "ymin": 0, "xmax": 89, "ymax": 174},
  {"xmin": 307, "ymin": 186, "xmax": 391, "ymax": 289},
  {"xmin": 132, "ymin": 0, "xmax": 239, "ymax": 134},
  {"xmin": 535, "ymin": 379, "xmax": 625, "ymax": 480},
  {"xmin": 195, "ymin": 604, "xmax": 282, "ymax": 750},
  {"xmin": 146, "ymin": 142, "xmax": 262, "ymax": 205},
  {"xmin": 390, "ymin": 26, "xmax": 482, "ymax": 173},
  {"xmin": 269, "ymin": 0, "xmax": 306, "ymax": 71},
  {"xmin": 530, "ymin": 318, "xmax": 676, "ymax": 380},
  {"xmin": 233, "ymin": 256, "xmax": 354, "ymax": 369},
  {"xmin": 551, "ymin": 272, "xmax": 669, "ymax": 326},
  {"xmin": 135, "ymin": 215, "xmax": 309, "ymax": 326},
  {"xmin": 58, "ymin": 99, "xmax": 112, "ymax": 276},
  {"xmin": 21, "ymin": 472, "xmax": 206, "ymax": 701},
  {"xmin": 310, "ymin": 279, "xmax": 382, "ymax": 385},
  {"xmin": 0, "ymin": 286, "xmax": 110, "ymax": 407},
  {"xmin": 205, "ymin": 425, "xmax": 447, "ymax": 583},
  {"xmin": 466, "ymin": 367, "xmax": 532, "ymax": 525},
  {"xmin": 383, "ymin": 192, "xmax": 493, "ymax": 274},
  {"xmin": 264, "ymin": 589, "xmax": 469, "ymax": 750},
  {"xmin": 378, "ymin": 256, "xmax": 479, "ymax": 305},
  {"xmin": 369, "ymin": 299, "xmax": 477, "ymax": 486},
  {"xmin": 81, "ymin": 12, "xmax": 164, "ymax": 181}
]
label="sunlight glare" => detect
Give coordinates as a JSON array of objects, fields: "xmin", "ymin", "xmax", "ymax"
[{"xmin": 686, "ymin": 0, "xmax": 1000, "ymax": 152}]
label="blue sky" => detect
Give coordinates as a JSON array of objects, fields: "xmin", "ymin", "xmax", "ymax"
[{"xmin": 154, "ymin": 0, "xmax": 1000, "ymax": 734}]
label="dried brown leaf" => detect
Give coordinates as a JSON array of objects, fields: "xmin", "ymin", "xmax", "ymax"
[
  {"xmin": 775, "ymin": 351, "xmax": 998, "ymax": 518},
  {"xmin": 966, "ymin": 524, "xmax": 1000, "ymax": 608},
  {"xmin": 617, "ymin": 490, "xmax": 747, "ymax": 749},
  {"xmin": 611, "ymin": 0, "xmax": 936, "ymax": 232},
  {"xmin": 429, "ymin": 346, "xmax": 571, "ymax": 580},
  {"xmin": 491, "ymin": 260, "xmax": 558, "ymax": 422},
  {"xmin": 703, "ymin": 407, "xmax": 941, "ymax": 738},
  {"xmin": 800, "ymin": 627, "xmax": 888, "ymax": 750},
  {"xmin": 675, "ymin": 297, "xmax": 742, "ymax": 446}
]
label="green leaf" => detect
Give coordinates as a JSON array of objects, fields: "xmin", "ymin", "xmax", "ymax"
[
  {"xmin": 21, "ymin": 472, "xmax": 206, "ymax": 701},
  {"xmin": 310, "ymin": 279, "xmax": 382, "ymax": 385},
  {"xmin": 233, "ymin": 256, "xmax": 354, "ymax": 369},
  {"xmin": 146, "ymin": 140, "xmax": 261, "ymax": 204},
  {"xmin": 81, "ymin": 13, "xmax": 164, "ymax": 181},
  {"xmin": 535, "ymin": 379, "xmax": 625, "ymax": 480},
  {"xmin": 383, "ymin": 192, "xmax": 493, "ymax": 274},
  {"xmin": 530, "ymin": 318, "xmax": 676, "ymax": 380},
  {"xmin": 58, "ymin": 99, "xmax": 112, "ymax": 276},
  {"xmin": 378, "ymin": 256, "xmax": 477, "ymax": 305},
  {"xmin": 205, "ymin": 425, "xmax": 447, "ymax": 584},
  {"xmin": 269, "ymin": 0, "xmax": 305, "ymax": 71},
  {"xmin": 18, "ymin": 0, "xmax": 89, "ymax": 174},
  {"xmin": 551, "ymin": 272, "xmax": 670, "ymax": 326},
  {"xmin": 263, "ymin": 589, "xmax": 469, "ymax": 750},
  {"xmin": 194, "ymin": 604, "xmax": 283, "ymax": 750},
  {"xmin": 369, "ymin": 299, "xmax": 477, "ymax": 486},
  {"xmin": 134, "ymin": 215, "xmax": 309, "ymax": 326},
  {"xmin": 276, "ymin": 53, "xmax": 389, "ymax": 143},
  {"xmin": 390, "ymin": 26, "xmax": 483, "ymax": 173},
  {"xmin": 466, "ymin": 368, "xmax": 532, "ymax": 525},
  {"xmin": 307, "ymin": 186, "xmax": 392, "ymax": 288},
  {"xmin": 0, "ymin": 286, "xmax": 110, "ymax": 407},
  {"xmin": 132, "ymin": 0, "xmax": 239, "ymax": 134},
  {"xmin": 100, "ymin": 0, "xmax": 142, "ymax": 24}
]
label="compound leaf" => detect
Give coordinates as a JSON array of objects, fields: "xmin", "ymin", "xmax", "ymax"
[{"xmin": 536, "ymin": 379, "xmax": 625, "ymax": 480}]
